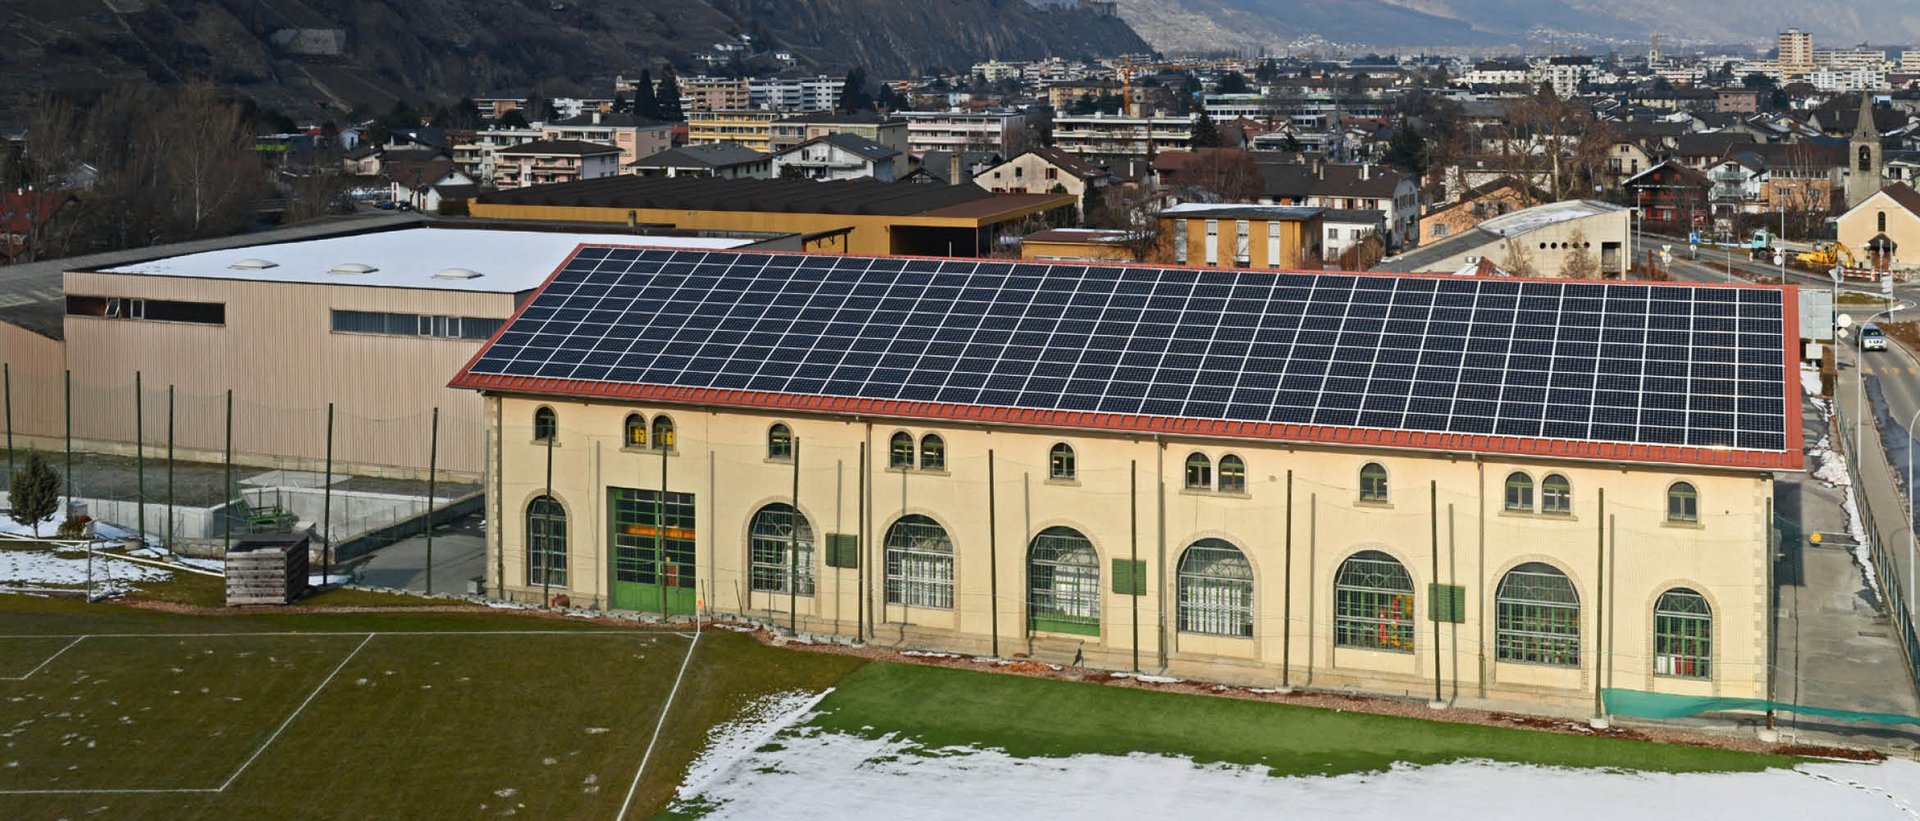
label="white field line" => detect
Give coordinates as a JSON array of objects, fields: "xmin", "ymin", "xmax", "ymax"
[
  {"xmin": 617, "ymin": 627, "xmax": 702, "ymax": 821},
  {"xmin": 217, "ymin": 633, "xmax": 374, "ymax": 792},
  {"xmin": 0, "ymin": 635, "xmax": 84, "ymax": 681},
  {"xmin": 0, "ymin": 630, "xmax": 675, "ymax": 639}
]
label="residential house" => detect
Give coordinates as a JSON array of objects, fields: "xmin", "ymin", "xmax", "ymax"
[
  {"xmin": 1418, "ymin": 177, "xmax": 1551, "ymax": 244},
  {"xmin": 687, "ymin": 110, "xmax": 780, "ymax": 153},
  {"xmin": 1670, "ymin": 132, "xmax": 1758, "ymax": 169},
  {"xmin": 1621, "ymin": 161, "xmax": 1714, "ymax": 232},
  {"xmin": 975, "ymin": 147, "xmax": 1110, "ymax": 218},
  {"xmin": 771, "ymin": 134, "xmax": 900, "ymax": 182},
  {"xmin": 1256, "ymin": 160, "xmax": 1421, "ymax": 251},
  {"xmin": 902, "ymin": 151, "xmax": 1003, "ymax": 186},
  {"xmin": 0, "ymin": 189, "xmax": 76, "ymax": 264},
  {"xmin": 493, "ymin": 140, "xmax": 622, "ymax": 189},
  {"xmin": 1837, "ymin": 182, "xmax": 1920, "ymax": 270},
  {"xmin": 1052, "ymin": 112, "xmax": 1197, "ymax": 159},
  {"xmin": 542, "ymin": 112, "xmax": 673, "ymax": 167},
  {"xmin": 900, "ymin": 109, "xmax": 1027, "ymax": 156},
  {"xmin": 767, "ymin": 112, "xmax": 909, "ymax": 167},
  {"xmin": 631, "ymin": 143, "xmax": 773, "ymax": 180},
  {"xmin": 451, "ymin": 127, "xmax": 544, "ymax": 181},
  {"xmin": 1320, "ymin": 208, "xmax": 1388, "ymax": 260},
  {"xmin": 342, "ymin": 145, "xmax": 383, "ymax": 177},
  {"xmin": 385, "ymin": 157, "xmax": 477, "ymax": 212},
  {"xmin": 1156, "ymin": 204, "xmax": 1326, "ymax": 268}
]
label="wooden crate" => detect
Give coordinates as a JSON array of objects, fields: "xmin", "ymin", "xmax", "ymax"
[{"xmin": 225, "ymin": 533, "xmax": 311, "ymax": 606}]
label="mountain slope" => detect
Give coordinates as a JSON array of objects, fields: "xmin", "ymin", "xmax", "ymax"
[
  {"xmin": 1116, "ymin": 0, "xmax": 1920, "ymax": 51},
  {"xmin": 0, "ymin": 0, "xmax": 1146, "ymax": 121}
]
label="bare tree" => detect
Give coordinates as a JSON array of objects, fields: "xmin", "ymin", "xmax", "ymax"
[
  {"xmin": 1175, "ymin": 150, "xmax": 1265, "ymax": 203},
  {"xmin": 1501, "ymin": 239, "xmax": 1538, "ymax": 277},
  {"xmin": 1558, "ymin": 229, "xmax": 1599, "ymax": 278},
  {"xmin": 161, "ymin": 84, "xmax": 262, "ymax": 238}
]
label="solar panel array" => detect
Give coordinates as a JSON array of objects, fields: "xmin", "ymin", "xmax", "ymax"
[{"xmin": 467, "ymin": 248, "xmax": 1790, "ymax": 453}]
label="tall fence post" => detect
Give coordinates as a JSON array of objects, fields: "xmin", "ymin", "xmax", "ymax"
[
  {"xmin": 4, "ymin": 363, "xmax": 14, "ymax": 487},
  {"xmin": 166, "ymin": 385, "xmax": 175, "ymax": 555},
  {"xmin": 135, "ymin": 371, "xmax": 145, "ymax": 548},
  {"xmin": 322, "ymin": 402, "xmax": 334, "ymax": 584},
  {"xmin": 425, "ymin": 407, "xmax": 439, "ymax": 596},
  {"xmin": 63, "ymin": 370, "xmax": 72, "ymax": 508},
  {"xmin": 223, "ymin": 389, "xmax": 233, "ymax": 555}
]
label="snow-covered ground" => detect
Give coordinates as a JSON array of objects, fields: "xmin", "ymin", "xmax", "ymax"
[
  {"xmin": 669, "ymin": 707, "xmax": 1920, "ymax": 819},
  {"xmin": 0, "ymin": 543, "xmax": 172, "ymax": 597}
]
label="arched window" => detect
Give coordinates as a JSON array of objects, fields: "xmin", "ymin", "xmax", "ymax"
[
  {"xmin": 1654, "ymin": 588, "xmax": 1711, "ymax": 678},
  {"xmin": 1541, "ymin": 474, "xmax": 1572, "ymax": 515},
  {"xmin": 1217, "ymin": 455, "xmax": 1247, "ymax": 493},
  {"xmin": 650, "ymin": 415, "xmax": 675, "ymax": 450},
  {"xmin": 526, "ymin": 496, "xmax": 567, "ymax": 586},
  {"xmin": 1860, "ymin": 144, "xmax": 1873, "ymax": 173},
  {"xmin": 1177, "ymin": 538, "xmax": 1253, "ymax": 637},
  {"xmin": 748, "ymin": 503, "xmax": 813, "ymax": 596},
  {"xmin": 1495, "ymin": 562, "xmax": 1580, "ymax": 666},
  {"xmin": 1028, "ymin": 527, "xmax": 1099, "ymax": 635},
  {"xmin": 1049, "ymin": 443, "xmax": 1076, "ymax": 480},
  {"xmin": 1667, "ymin": 481, "xmax": 1698, "ymax": 523},
  {"xmin": 1359, "ymin": 462, "xmax": 1388, "ymax": 502},
  {"xmin": 1184, "ymin": 453, "xmax": 1212, "ymax": 490},
  {"xmin": 919, "ymin": 434, "xmax": 946, "ymax": 471},
  {"xmin": 885, "ymin": 515, "xmax": 954, "ymax": 609},
  {"xmin": 1504, "ymin": 471, "xmax": 1534, "ymax": 512},
  {"xmin": 889, "ymin": 432, "xmax": 914, "ymax": 468},
  {"xmin": 533, "ymin": 406, "xmax": 557, "ymax": 442},
  {"xmin": 623, "ymin": 413, "xmax": 647, "ymax": 448},
  {"xmin": 1880, "ymin": 210, "xmax": 1889, "ymax": 233},
  {"xmin": 767, "ymin": 423, "xmax": 794, "ymax": 460},
  {"xmin": 1334, "ymin": 550, "xmax": 1415, "ymax": 652}
]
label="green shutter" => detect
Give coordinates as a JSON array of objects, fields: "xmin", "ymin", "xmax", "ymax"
[
  {"xmin": 1428, "ymin": 583, "xmax": 1466, "ymax": 623},
  {"xmin": 825, "ymin": 533, "xmax": 859, "ymax": 568},
  {"xmin": 1111, "ymin": 558, "xmax": 1147, "ymax": 595}
]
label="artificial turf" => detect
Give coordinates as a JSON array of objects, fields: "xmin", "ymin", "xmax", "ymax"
[{"xmin": 808, "ymin": 662, "xmax": 1795, "ymax": 776}]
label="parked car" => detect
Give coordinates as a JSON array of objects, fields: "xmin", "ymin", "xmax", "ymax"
[{"xmin": 1860, "ymin": 323, "xmax": 1888, "ymax": 351}]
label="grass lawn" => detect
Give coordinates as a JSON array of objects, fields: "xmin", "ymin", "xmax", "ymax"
[
  {"xmin": 0, "ymin": 596, "xmax": 859, "ymax": 819},
  {"xmin": 809, "ymin": 663, "xmax": 1793, "ymax": 776},
  {"xmin": 0, "ymin": 592, "xmax": 1795, "ymax": 819}
]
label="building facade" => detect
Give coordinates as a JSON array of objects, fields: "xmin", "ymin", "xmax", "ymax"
[
  {"xmin": 1053, "ymin": 112, "xmax": 1197, "ymax": 159},
  {"xmin": 494, "ymin": 140, "xmax": 622, "ymax": 189},
  {"xmin": 458, "ymin": 249, "xmax": 1798, "ymax": 712},
  {"xmin": 901, "ymin": 110, "xmax": 1027, "ymax": 156}
]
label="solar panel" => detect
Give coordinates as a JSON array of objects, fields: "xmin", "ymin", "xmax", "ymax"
[{"xmin": 462, "ymin": 249, "xmax": 1796, "ymax": 457}]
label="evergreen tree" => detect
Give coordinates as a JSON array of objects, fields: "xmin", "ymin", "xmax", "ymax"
[
  {"xmin": 9, "ymin": 450, "xmax": 60, "ymax": 539},
  {"xmin": 1189, "ymin": 111, "xmax": 1223, "ymax": 148},
  {"xmin": 838, "ymin": 67, "xmax": 874, "ymax": 113},
  {"xmin": 1383, "ymin": 123, "xmax": 1428, "ymax": 174},
  {"xmin": 1215, "ymin": 71, "xmax": 1251, "ymax": 95},
  {"xmin": 634, "ymin": 70, "xmax": 662, "ymax": 120},
  {"xmin": 655, "ymin": 68, "xmax": 684, "ymax": 122}
]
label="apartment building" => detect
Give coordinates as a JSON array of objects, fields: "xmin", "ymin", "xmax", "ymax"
[
  {"xmin": 493, "ymin": 140, "xmax": 621, "ymax": 189},
  {"xmin": 687, "ymin": 110, "xmax": 781, "ymax": 153},
  {"xmin": 901, "ymin": 109, "xmax": 1027, "ymax": 156},
  {"xmin": 541, "ymin": 112, "xmax": 673, "ymax": 167},
  {"xmin": 1052, "ymin": 112, "xmax": 1197, "ymax": 159}
]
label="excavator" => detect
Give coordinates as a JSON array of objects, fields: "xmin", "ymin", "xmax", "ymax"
[{"xmin": 1795, "ymin": 241, "xmax": 1861, "ymax": 273}]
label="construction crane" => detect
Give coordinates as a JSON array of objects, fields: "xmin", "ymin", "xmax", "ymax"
[{"xmin": 1115, "ymin": 60, "xmax": 1203, "ymax": 118}]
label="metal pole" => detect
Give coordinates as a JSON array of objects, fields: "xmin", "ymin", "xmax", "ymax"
[
  {"xmin": 542, "ymin": 432, "xmax": 554, "ymax": 606},
  {"xmin": 1594, "ymin": 487, "xmax": 1606, "ymax": 722},
  {"xmin": 135, "ymin": 371, "xmax": 144, "ymax": 547},
  {"xmin": 1430, "ymin": 479, "xmax": 1441, "ymax": 706},
  {"xmin": 857, "ymin": 440, "xmax": 866, "ymax": 641},
  {"xmin": 63, "ymin": 370, "xmax": 71, "ymax": 508},
  {"xmin": 1130, "ymin": 459, "xmax": 1139, "ymax": 673},
  {"xmin": 658, "ymin": 437, "xmax": 668, "ymax": 617},
  {"xmin": 4, "ymin": 363, "xmax": 13, "ymax": 487},
  {"xmin": 1282, "ymin": 469, "xmax": 1293, "ymax": 688},
  {"xmin": 166, "ymin": 385, "xmax": 174, "ymax": 555},
  {"xmin": 987, "ymin": 449, "xmax": 999, "ymax": 658},
  {"xmin": 223, "ymin": 389, "xmax": 232, "ymax": 555},
  {"xmin": 789, "ymin": 435, "xmax": 799, "ymax": 634},
  {"xmin": 322, "ymin": 402, "xmax": 334, "ymax": 583},
  {"xmin": 425, "ymin": 407, "xmax": 439, "ymax": 596}
]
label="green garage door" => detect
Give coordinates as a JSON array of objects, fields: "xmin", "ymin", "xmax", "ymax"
[{"xmin": 609, "ymin": 487, "xmax": 697, "ymax": 615}]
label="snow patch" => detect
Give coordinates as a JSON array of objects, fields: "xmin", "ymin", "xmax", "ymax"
[
  {"xmin": 676, "ymin": 689, "xmax": 834, "ymax": 799},
  {"xmin": 0, "ymin": 544, "xmax": 172, "ymax": 597},
  {"xmin": 1808, "ymin": 436, "xmax": 1879, "ymax": 600},
  {"xmin": 1108, "ymin": 672, "xmax": 1184, "ymax": 684},
  {"xmin": 900, "ymin": 650, "xmax": 962, "ymax": 659},
  {"xmin": 669, "ymin": 729, "xmax": 1920, "ymax": 820}
]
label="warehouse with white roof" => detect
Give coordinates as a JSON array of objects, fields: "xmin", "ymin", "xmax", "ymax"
[{"xmin": 0, "ymin": 222, "xmax": 799, "ymax": 480}]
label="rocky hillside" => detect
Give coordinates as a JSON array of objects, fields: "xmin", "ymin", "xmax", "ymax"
[
  {"xmin": 0, "ymin": 0, "xmax": 1145, "ymax": 122},
  {"xmin": 1115, "ymin": 0, "xmax": 1920, "ymax": 52}
]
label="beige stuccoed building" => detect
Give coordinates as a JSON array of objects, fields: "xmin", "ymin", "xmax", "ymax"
[{"xmin": 456, "ymin": 248, "xmax": 1801, "ymax": 712}]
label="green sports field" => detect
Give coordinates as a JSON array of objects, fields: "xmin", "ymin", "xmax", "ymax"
[{"xmin": 0, "ymin": 593, "xmax": 1793, "ymax": 820}]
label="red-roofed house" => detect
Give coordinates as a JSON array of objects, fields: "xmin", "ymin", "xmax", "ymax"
[{"xmin": 0, "ymin": 190, "xmax": 76, "ymax": 263}]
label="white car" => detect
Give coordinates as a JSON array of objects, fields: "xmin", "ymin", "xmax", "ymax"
[{"xmin": 1860, "ymin": 324, "xmax": 1889, "ymax": 351}]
